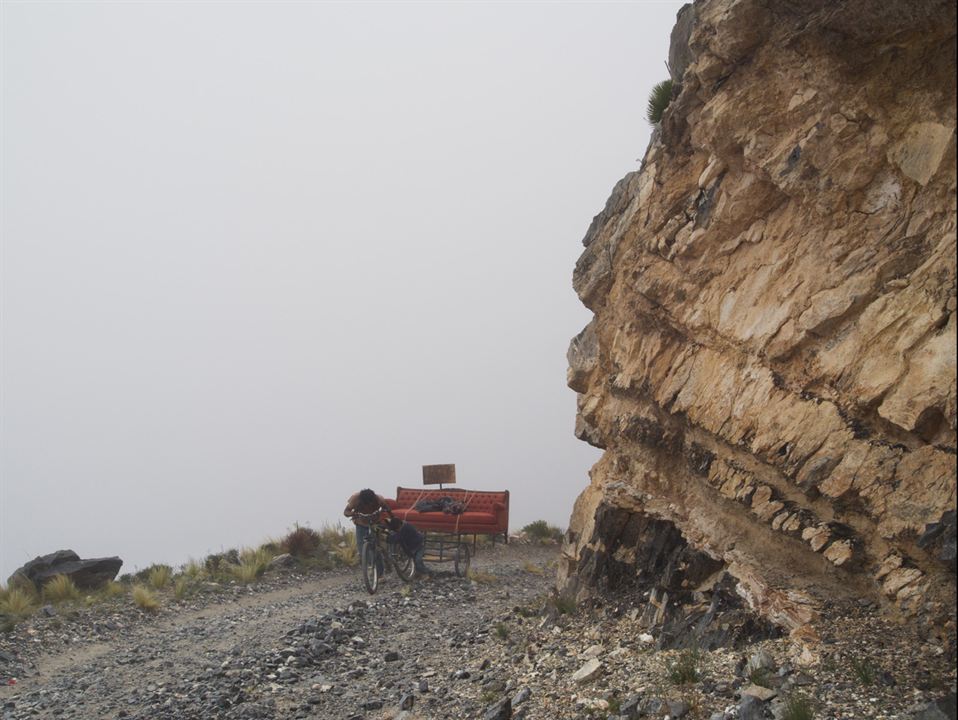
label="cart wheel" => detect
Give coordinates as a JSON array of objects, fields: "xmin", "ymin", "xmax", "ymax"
[
  {"xmin": 361, "ymin": 540, "xmax": 379, "ymax": 594},
  {"xmin": 454, "ymin": 544, "xmax": 471, "ymax": 578},
  {"xmin": 390, "ymin": 543, "xmax": 415, "ymax": 582}
]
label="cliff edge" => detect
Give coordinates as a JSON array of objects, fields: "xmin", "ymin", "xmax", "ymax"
[{"xmin": 563, "ymin": 0, "xmax": 957, "ymax": 655}]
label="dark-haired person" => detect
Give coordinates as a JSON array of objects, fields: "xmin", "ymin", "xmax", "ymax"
[{"xmin": 344, "ymin": 488, "xmax": 390, "ymax": 575}]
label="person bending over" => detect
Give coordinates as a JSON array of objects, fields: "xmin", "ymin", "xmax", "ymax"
[{"xmin": 344, "ymin": 488, "xmax": 390, "ymax": 574}]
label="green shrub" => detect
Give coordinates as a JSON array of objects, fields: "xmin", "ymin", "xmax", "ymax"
[
  {"xmin": 667, "ymin": 648, "xmax": 701, "ymax": 685},
  {"xmin": 850, "ymin": 657, "xmax": 875, "ymax": 686},
  {"xmin": 646, "ymin": 79, "xmax": 674, "ymax": 125},
  {"xmin": 521, "ymin": 520, "xmax": 563, "ymax": 543},
  {"xmin": 494, "ymin": 622, "xmax": 510, "ymax": 640},
  {"xmin": 551, "ymin": 594, "xmax": 577, "ymax": 615}
]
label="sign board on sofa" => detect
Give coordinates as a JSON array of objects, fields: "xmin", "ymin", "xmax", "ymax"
[{"xmin": 422, "ymin": 464, "xmax": 456, "ymax": 486}]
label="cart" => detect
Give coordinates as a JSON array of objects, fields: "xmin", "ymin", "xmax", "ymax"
[{"xmin": 421, "ymin": 531, "xmax": 472, "ymax": 577}]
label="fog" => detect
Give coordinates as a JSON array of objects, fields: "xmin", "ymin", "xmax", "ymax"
[{"xmin": 0, "ymin": 0, "xmax": 683, "ymax": 579}]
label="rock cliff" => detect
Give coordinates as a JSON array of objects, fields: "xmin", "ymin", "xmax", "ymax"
[{"xmin": 562, "ymin": 0, "xmax": 957, "ymax": 654}]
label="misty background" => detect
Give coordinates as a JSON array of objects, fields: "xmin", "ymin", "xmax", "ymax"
[{"xmin": 0, "ymin": 1, "xmax": 683, "ymax": 579}]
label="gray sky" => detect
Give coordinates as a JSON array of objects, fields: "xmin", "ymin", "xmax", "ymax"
[{"xmin": 0, "ymin": 0, "xmax": 683, "ymax": 579}]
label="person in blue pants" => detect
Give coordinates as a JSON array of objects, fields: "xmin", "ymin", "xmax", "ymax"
[{"xmin": 344, "ymin": 488, "xmax": 389, "ymax": 575}]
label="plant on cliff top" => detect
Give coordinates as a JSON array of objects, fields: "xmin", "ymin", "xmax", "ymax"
[{"xmin": 646, "ymin": 79, "xmax": 674, "ymax": 125}]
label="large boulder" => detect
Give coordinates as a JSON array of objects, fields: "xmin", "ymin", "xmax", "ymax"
[{"xmin": 8, "ymin": 550, "xmax": 123, "ymax": 590}]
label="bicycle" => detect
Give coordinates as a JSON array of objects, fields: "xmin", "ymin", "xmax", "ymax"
[{"xmin": 354, "ymin": 511, "xmax": 415, "ymax": 594}]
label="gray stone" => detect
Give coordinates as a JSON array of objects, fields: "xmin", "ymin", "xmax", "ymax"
[
  {"xmin": 267, "ymin": 553, "xmax": 295, "ymax": 569},
  {"xmin": 511, "ymin": 687, "xmax": 531, "ymax": 706},
  {"xmin": 739, "ymin": 696, "xmax": 765, "ymax": 720},
  {"xmin": 483, "ymin": 697, "xmax": 512, "ymax": 720},
  {"xmin": 8, "ymin": 550, "xmax": 122, "ymax": 590},
  {"xmin": 572, "ymin": 658, "xmax": 602, "ymax": 684},
  {"xmin": 670, "ymin": 699, "xmax": 691, "ymax": 718},
  {"xmin": 914, "ymin": 693, "xmax": 958, "ymax": 720},
  {"xmin": 746, "ymin": 650, "xmax": 776, "ymax": 675},
  {"xmin": 668, "ymin": 3, "xmax": 696, "ymax": 82}
]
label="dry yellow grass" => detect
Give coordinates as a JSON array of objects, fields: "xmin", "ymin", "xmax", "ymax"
[
  {"xmin": 43, "ymin": 575, "xmax": 81, "ymax": 604},
  {"xmin": 132, "ymin": 585, "xmax": 160, "ymax": 612},
  {"xmin": 148, "ymin": 565, "xmax": 172, "ymax": 590},
  {"xmin": 0, "ymin": 586, "xmax": 37, "ymax": 619},
  {"xmin": 466, "ymin": 568, "xmax": 498, "ymax": 584}
]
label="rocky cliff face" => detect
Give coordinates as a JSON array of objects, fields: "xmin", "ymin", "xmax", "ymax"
[{"xmin": 562, "ymin": 0, "xmax": 957, "ymax": 654}]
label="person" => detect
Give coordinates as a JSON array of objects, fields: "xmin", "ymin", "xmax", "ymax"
[
  {"xmin": 386, "ymin": 516, "xmax": 431, "ymax": 577},
  {"xmin": 344, "ymin": 488, "xmax": 390, "ymax": 575}
]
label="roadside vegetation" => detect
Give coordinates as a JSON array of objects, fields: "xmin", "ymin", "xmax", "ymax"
[{"xmin": 0, "ymin": 521, "xmax": 359, "ymax": 632}]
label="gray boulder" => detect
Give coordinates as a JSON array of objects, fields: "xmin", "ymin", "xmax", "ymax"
[
  {"xmin": 915, "ymin": 693, "xmax": 957, "ymax": 720},
  {"xmin": 8, "ymin": 549, "xmax": 122, "ymax": 590}
]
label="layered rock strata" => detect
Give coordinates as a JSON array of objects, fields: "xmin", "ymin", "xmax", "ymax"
[{"xmin": 562, "ymin": 0, "xmax": 957, "ymax": 650}]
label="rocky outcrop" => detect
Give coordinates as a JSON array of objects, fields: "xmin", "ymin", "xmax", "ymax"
[
  {"xmin": 563, "ymin": 0, "xmax": 957, "ymax": 651},
  {"xmin": 8, "ymin": 550, "xmax": 123, "ymax": 590}
]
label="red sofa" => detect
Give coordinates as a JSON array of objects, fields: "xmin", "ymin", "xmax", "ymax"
[{"xmin": 386, "ymin": 487, "xmax": 509, "ymax": 537}]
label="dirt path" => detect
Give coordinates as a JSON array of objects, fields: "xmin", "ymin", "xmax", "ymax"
[{"xmin": 1, "ymin": 544, "xmax": 557, "ymax": 720}]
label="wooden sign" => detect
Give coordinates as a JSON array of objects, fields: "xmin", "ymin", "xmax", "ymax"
[{"xmin": 422, "ymin": 464, "xmax": 456, "ymax": 486}]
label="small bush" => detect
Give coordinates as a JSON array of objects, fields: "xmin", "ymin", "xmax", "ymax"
[
  {"xmin": 240, "ymin": 547, "xmax": 273, "ymax": 576},
  {"xmin": 143, "ymin": 565, "xmax": 172, "ymax": 590},
  {"xmin": 551, "ymin": 594, "xmax": 577, "ymax": 615},
  {"xmin": 522, "ymin": 561, "xmax": 545, "ymax": 575},
  {"xmin": 102, "ymin": 581, "xmax": 127, "ymax": 598},
  {"xmin": 230, "ymin": 562, "xmax": 259, "ymax": 584},
  {"xmin": 132, "ymin": 585, "xmax": 159, "ymax": 612},
  {"xmin": 334, "ymin": 533, "xmax": 359, "ymax": 566},
  {"xmin": 749, "ymin": 666, "xmax": 773, "ymax": 688},
  {"xmin": 850, "ymin": 657, "xmax": 875, "ymax": 686},
  {"xmin": 0, "ymin": 586, "xmax": 37, "ymax": 620},
  {"xmin": 173, "ymin": 577, "xmax": 192, "ymax": 600},
  {"xmin": 667, "ymin": 648, "xmax": 701, "ymax": 685},
  {"xmin": 181, "ymin": 560, "xmax": 207, "ymax": 580},
  {"xmin": 521, "ymin": 520, "xmax": 563, "ymax": 543},
  {"xmin": 781, "ymin": 693, "xmax": 816, "ymax": 720},
  {"xmin": 494, "ymin": 622, "xmax": 510, "ymax": 640},
  {"xmin": 43, "ymin": 575, "xmax": 81, "ymax": 604},
  {"xmin": 646, "ymin": 79, "xmax": 674, "ymax": 125},
  {"xmin": 281, "ymin": 524, "xmax": 321, "ymax": 558},
  {"xmin": 467, "ymin": 569, "xmax": 498, "ymax": 584}
]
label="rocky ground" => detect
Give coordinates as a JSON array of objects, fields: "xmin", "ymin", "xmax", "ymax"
[{"xmin": 1, "ymin": 544, "xmax": 955, "ymax": 720}]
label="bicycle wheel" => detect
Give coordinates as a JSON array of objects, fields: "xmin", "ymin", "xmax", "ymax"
[
  {"xmin": 454, "ymin": 543, "xmax": 471, "ymax": 578},
  {"xmin": 361, "ymin": 540, "xmax": 379, "ymax": 594},
  {"xmin": 389, "ymin": 543, "xmax": 415, "ymax": 582}
]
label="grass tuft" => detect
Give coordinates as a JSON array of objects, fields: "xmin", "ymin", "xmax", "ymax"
[
  {"xmin": 467, "ymin": 569, "xmax": 498, "ymax": 584},
  {"xmin": 173, "ymin": 577, "xmax": 192, "ymax": 600},
  {"xmin": 850, "ymin": 657, "xmax": 875, "ymax": 686},
  {"xmin": 550, "ymin": 594, "xmax": 577, "ymax": 615},
  {"xmin": 0, "ymin": 586, "xmax": 37, "ymax": 621},
  {"xmin": 646, "ymin": 79, "xmax": 674, "ymax": 125},
  {"xmin": 667, "ymin": 648, "xmax": 701, "ymax": 685},
  {"xmin": 781, "ymin": 692, "xmax": 816, "ymax": 720},
  {"xmin": 132, "ymin": 585, "xmax": 160, "ymax": 612},
  {"xmin": 334, "ymin": 533, "xmax": 359, "ymax": 567},
  {"xmin": 494, "ymin": 622, "xmax": 510, "ymax": 640},
  {"xmin": 42, "ymin": 575, "xmax": 81, "ymax": 604},
  {"xmin": 147, "ymin": 565, "xmax": 172, "ymax": 590},
  {"xmin": 522, "ymin": 561, "xmax": 545, "ymax": 575}
]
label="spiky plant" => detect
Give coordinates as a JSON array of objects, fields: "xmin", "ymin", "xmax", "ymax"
[
  {"xmin": 132, "ymin": 585, "xmax": 160, "ymax": 612},
  {"xmin": 43, "ymin": 575, "xmax": 81, "ymax": 604},
  {"xmin": 646, "ymin": 79, "xmax": 674, "ymax": 125},
  {"xmin": 147, "ymin": 565, "xmax": 172, "ymax": 590}
]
